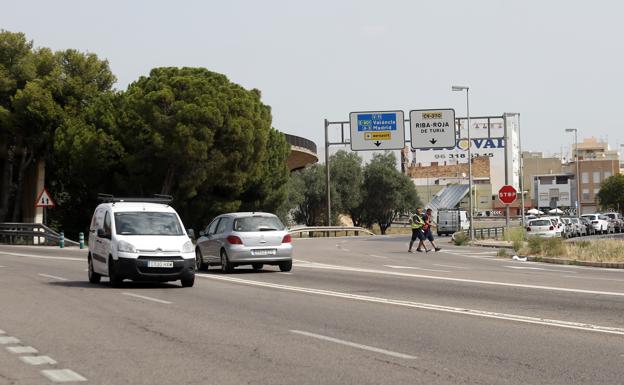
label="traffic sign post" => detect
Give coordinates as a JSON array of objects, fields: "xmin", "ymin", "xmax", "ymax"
[
  {"xmin": 409, "ymin": 109, "xmax": 456, "ymax": 149},
  {"xmin": 498, "ymin": 185, "xmax": 517, "ymax": 227},
  {"xmin": 498, "ymin": 185, "xmax": 517, "ymax": 205},
  {"xmin": 35, "ymin": 188, "xmax": 56, "ymax": 226},
  {"xmin": 349, "ymin": 111, "xmax": 405, "ymax": 151}
]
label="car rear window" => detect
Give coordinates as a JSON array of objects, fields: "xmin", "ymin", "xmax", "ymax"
[
  {"xmin": 233, "ymin": 216, "xmax": 285, "ymax": 232},
  {"xmin": 582, "ymin": 215, "xmax": 597, "ymax": 220},
  {"xmin": 529, "ymin": 219, "xmax": 551, "ymax": 226},
  {"xmin": 114, "ymin": 212, "xmax": 183, "ymax": 236}
]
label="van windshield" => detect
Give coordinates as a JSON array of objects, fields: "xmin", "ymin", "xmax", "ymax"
[
  {"xmin": 233, "ymin": 216, "xmax": 285, "ymax": 232},
  {"xmin": 114, "ymin": 212, "xmax": 183, "ymax": 236}
]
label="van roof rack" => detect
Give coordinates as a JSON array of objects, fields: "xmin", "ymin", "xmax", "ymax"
[{"xmin": 97, "ymin": 193, "xmax": 173, "ymax": 204}]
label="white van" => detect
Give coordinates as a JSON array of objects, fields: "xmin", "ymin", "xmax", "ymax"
[
  {"xmin": 87, "ymin": 195, "xmax": 196, "ymax": 287},
  {"xmin": 436, "ymin": 209, "xmax": 470, "ymax": 236}
]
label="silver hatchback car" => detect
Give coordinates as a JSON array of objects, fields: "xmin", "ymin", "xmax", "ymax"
[{"xmin": 195, "ymin": 212, "xmax": 293, "ymax": 273}]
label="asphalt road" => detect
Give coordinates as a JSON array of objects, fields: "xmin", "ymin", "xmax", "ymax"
[{"xmin": 1, "ymin": 237, "xmax": 623, "ymax": 385}]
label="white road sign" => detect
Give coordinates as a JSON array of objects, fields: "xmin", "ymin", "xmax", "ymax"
[
  {"xmin": 349, "ymin": 111, "xmax": 405, "ymax": 151},
  {"xmin": 35, "ymin": 188, "xmax": 55, "ymax": 208},
  {"xmin": 409, "ymin": 109, "xmax": 456, "ymax": 149}
]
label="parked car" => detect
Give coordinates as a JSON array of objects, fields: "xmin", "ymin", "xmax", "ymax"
[
  {"xmin": 87, "ymin": 195, "xmax": 196, "ymax": 287},
  {"xmin": 526, "ymin": 218, "xmax": 560, "ymax": 238},
  {"xmin": 581, "ymin": 214, "xmax": 610, "ymax": 234},
  {"xmin": 541, "ymin": 216, "xmax": 564, "ymax": 237},
  {"xmin": 580, "ymin": 217, "xmax": 596, "ymax": 236},
  {"xmin": 560, "ymin": 217, "xmax": 575, "ymax": 238},
  {"xmin": 602, "ymin": 214, "xmax": 617, "ymax": 234},
  {"xmin": 569, "ymin": 217, "xmax": 587, "ymax": 237},
  {"xmin": 602, "ymin": 212, "xmax": 624, "ymax": 233},
  {"xmin": 195, "ymin": 212, "xmax": 293, "ymax": 273}
]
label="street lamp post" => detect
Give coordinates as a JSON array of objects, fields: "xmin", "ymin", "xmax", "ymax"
[
  {"xmin": 565, "ymin": 128, "xmax": 580, "ymax": 218},
  {"xmin": 452, "ymin": 85, "xmax": 473, "ymax": 240}
]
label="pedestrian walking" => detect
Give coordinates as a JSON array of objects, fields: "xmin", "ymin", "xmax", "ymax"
[
  {"xmin": 423, "ymin": 208, "xmax": 441, "ymax": 252},
  {"xmin": 408, "ymin": 208, "xmax": 430, "ymax": 252}
]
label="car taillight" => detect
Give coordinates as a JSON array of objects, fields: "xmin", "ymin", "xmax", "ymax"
[
  {"xmin": 282, "ymin": 234, "xmax": 292, "ymax": 243},
  {"xmin": 526, "ymin": 227, "xmax": 531, "ymax": 231},
  {"xmin": 226, "ymin": 235, "xmax": 243, "ymax": 245},
  {"xmin": 549, "ymin": 226, "xmax": 554, "ymax": 230}
]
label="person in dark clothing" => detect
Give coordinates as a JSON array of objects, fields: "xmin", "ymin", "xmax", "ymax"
[
  {"xmin": 423, "ymin": 208, "xmax": 441, "ymax": 252},
  {"xmin": 408, "ymin": 208, "xmax": 429, "ymax": 252}
]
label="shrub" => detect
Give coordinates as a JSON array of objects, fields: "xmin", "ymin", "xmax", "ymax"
[
  {"xmin": 512, "ymin": 239, "xmax": 523, "ymax": 252},
  {"xmin": 504, "ymin": 226, "xmax": 526, "ymax": 243},
  {"xmin": 497, "ymin": 248, "xmax": 508, "ymax": 257},
  {"xmin": 527, "ymin": 237, "xmax": 544, "ymax": 254},
  {"xmin": 453, "ymin": 232, "xmax": 469, "ymax": 246},
  {"xmin": 542, "ymin": 237, "xmax": 566, "ymax": 257}
]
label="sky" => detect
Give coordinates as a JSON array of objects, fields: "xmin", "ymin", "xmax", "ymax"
[{"xmin": 2, "ymin": 0, "xmax": 624, "ymax": 161}]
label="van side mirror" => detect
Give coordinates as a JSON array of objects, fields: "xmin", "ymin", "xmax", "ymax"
[
  {"xmin": 97, "ymin": 228, "xmax": 109, "ymax": 239},
  {"xmin": 187, "ymin": 229, "xmax": 195, "ymax": 240},
  {"xmin": 199, "ymin": 230, "xmax": 205, "ymax": 237}
]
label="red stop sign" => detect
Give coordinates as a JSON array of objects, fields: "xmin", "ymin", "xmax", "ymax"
[{"xmin": 498, "ymin": 185, "xmax": 517, "ymax": 205}]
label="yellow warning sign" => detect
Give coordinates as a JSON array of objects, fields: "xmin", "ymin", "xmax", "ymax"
[{"xmin": 364, "ymin": 132, "xmax": 392, "ymax": 141}]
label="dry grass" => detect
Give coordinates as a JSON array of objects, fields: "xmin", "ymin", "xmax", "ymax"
[{"xmin": 522, "ymin": 238, "xmax": 624, "ymax": 262}]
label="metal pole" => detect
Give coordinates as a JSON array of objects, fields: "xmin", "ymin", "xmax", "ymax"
[
  {"xmin": 324, "ymin": 119, "xmax": 331, "ymax": 226},
  {"xmin": 518, "ymin": 114, "xmax": 525, "ymax": 226},
  {"xmin": 504, "ymin": 115, "xmax": 510, "ymax": 227},
  {"xmin": 575, "ymin": 130, "xmax": 580, "ymax": 217},
  {"xmin": 466, "ymin": 89, "xmax": 474, "ymax": 240}
]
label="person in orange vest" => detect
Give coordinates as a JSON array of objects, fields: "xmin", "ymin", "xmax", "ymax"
[
  {"xmin": 408, "ymin": 208, "xmax": 429, "ymax": 252},
  {"xmin": 423, "ymin": 208, "xmax": 441, "ymax": 252}
]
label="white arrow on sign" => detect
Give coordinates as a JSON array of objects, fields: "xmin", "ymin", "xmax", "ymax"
[
  {"xmin": 35, "ymin": 188, "xmax": 56, "ymax": 208},
  {"xmin": 409, "ymin": 109, "xmax": 457, "ymax": 149}
]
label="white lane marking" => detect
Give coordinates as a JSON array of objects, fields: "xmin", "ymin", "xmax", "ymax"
[
  {"xmin": 505, "ymin": 266, "xmax": 576, "ymax": 273},
  {"xmin": 7, "ymin": 346, "xmax": 38, "ymax": 354},
  {"xmin": 385, "ymin": 265, "xmax": 451, "ymax": 273},
  {"xmin": 197, "ymin": 274, "xmax": 624, "ymax": 336},
  {"xmin": 0, "ymin": 336, "xmax": 20, "ymax": 344},
  {"xmin": 20, "ymin": 355, "xmax": 57, "ymax": 365},
  {"xmin": 433, "ymin": 264, "xmax": 470, "ymax": 270},
  {"xmin": 0, "ymin": 329, "xmax": 4, "ymax": 334},
  {"xmin": 368, "ymin": 254, "xmax": 388, "ymax": 259},
  {"xmin": 291, "ymin": 330, "xmax": 417, "ymax": 360},
  {"xmin": 38, "ymin": 273, "xmax": 68, "ymax": 281},
  {"xmin": 562, "ymin": 275, "xmax": 624, "ymax": 283},
  {"xmin": 292, "ymin": 262, "xmax": 624, "ymax": 297},
  {"xmin": 342, "ymin": 248, "xmax": 351, "ymax": 252},
  {"xmin": 0, "ymin": 265, "xmax": 6, "ymax": 268},
  {"xmin": 281, "ymin": 272, "xmax": 293, "ymax": 275},
  {"xmin": 0, "ymin": 251, "xmax": 82, "ymax": 261},
  {"xmin": 121, "ymin": 292, "xmax": 172, "ymax": 304},
  {"xmin": 41, "ymin": 369, "xmax": 87, "ymax": 382}
]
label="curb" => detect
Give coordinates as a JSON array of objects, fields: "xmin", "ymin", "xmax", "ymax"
[
  {"xmin": 471, "ymin": 242, "xmax": 514, "ymax": 249},
  {"xmin": 521, "ymin": 255, "xmax": 624, "ymax": 269}
]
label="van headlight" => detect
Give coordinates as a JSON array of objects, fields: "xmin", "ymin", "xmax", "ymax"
[
  {"xmin": 182, "ymin": 240, "xmax": 194, "ymax": 253},
  {"xmin": 117, "ymin": 240, "xmax": 137, "ymax": 253}
]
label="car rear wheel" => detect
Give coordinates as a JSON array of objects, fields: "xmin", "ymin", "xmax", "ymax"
[
  {"xmin": 279, "ymin": 260, "xmax": 292, "ymax": 272},
  {"xmin": 252, "ymin": 263, "xmax": 263, "ymax": 271},
  {"xmin": 88, "ymin": 254, "xmax": 101, "ymax": 284},
  {"xmin": 195, "ymin": 249, "xmax": 208, "ymax": 271},
  {"xmin": 221, "ymin": 250, "xmax": 234, "ymax": 273},
  {"xmin": 108, "ymin": 256, "xmax": 123, "ymax": 288}
]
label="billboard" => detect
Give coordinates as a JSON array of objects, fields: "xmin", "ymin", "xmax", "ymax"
[{"xmin": 411, "ymin": 114, "xmax": 520, "ymax": 194}]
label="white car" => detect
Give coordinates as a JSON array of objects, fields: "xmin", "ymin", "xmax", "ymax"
[
  {"xmin": 525, "ymin": 218, "xmax": 560, "ymax": 238},
  {"xmin": 87, "ymin": 195, "xmax": 196, "ymax": 287},
  {"xmin": 581, "ymin": 214, "xmax": 610, "ymax": 234},
  {"xmin": 541, "ymin": 216, "xmax": 564, "ymax": 237}
]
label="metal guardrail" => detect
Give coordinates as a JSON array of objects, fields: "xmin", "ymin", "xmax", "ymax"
[
  {"xmin": 0, "ymin": 223, "xmax": 80, "ymax": 246},
  {"xmin": 461, "ymin": 226, "xmax": 506, "ymax": 240},
  {"xmin": 289, "ymin": 226, "xmax": 375, "ymax": 237},
  {"xmin": 284, "ymin": 133, "xmax": 318, "ymax": 154}
]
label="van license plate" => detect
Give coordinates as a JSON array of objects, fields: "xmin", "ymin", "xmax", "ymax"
[
  {"xmin": 252, "ymin": 249, "xmax": 276, "ymax": 256},
  {"xmin": 148, "ymin": 261, "xmax": 174, "ymax": 268}
]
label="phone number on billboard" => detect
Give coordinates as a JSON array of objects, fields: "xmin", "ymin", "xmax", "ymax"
[{"xmin": 434, "ymin": 153, "xmax": 495, "ymax": 159}]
